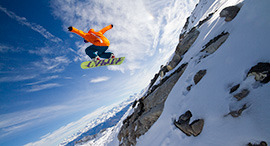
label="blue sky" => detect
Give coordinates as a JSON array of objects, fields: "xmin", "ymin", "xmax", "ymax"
[{"xmin": 0, "ymin": 0, "xmax": 197, "ymax": 145}]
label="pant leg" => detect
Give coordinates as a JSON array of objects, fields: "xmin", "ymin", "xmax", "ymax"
[
  {"xmin": 97, "ymin": 46, "xmax": 113, "ymax": 59},
  {"xmin": 85, "ymin": 45, "xmax": 98, "ymax": 59}
]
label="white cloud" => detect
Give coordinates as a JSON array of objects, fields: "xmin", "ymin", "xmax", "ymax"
[
  {"xmin": 90, "ymin": 76, "xmax": 110, "ymax": 83},
  {"xmin": 0, "ymin": 44, "xmax": 22, "ymax": 53},
  {"xmin": 26, "ymin": 83, "xmax": 61, "ymax": 92},
  {"xmin": 0, "ymin": 75, "xmax": 37, "ymax": 82},
  {"xmin": 0, "ymin": 5, "xmax": 62, "ymax": 43},
  {"xmin": 24, "ymin": 106, "xmax": 111, "ymax": 146},
  {"xmin": 32, "ymin": 56, "xmax": 71, "ymax": 73},
  {"xmin": 0, "ymin": 105, "xmax": 69, "ymax": 139},
  {"xmin": 26, "ymin": 75, "xmax": 59, "ymax": 86}
]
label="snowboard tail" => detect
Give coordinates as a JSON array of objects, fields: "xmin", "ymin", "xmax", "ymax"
[{"xmin": 81, "ymin": 57, "xmax": 125, "ymax": 69}]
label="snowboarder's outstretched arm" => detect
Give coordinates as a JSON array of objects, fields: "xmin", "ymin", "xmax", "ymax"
[
  {"xmin": 99, "ymin": 24, "xmax": 113, "ymax": 34},
  {"xmin": 68, "ymin": 26, "xmax": 86, "ymax": 38}
]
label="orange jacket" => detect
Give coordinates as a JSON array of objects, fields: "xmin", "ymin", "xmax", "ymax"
[{"xmin": 70, "ymin": 25, "xmax": 113, "ymax": 46}]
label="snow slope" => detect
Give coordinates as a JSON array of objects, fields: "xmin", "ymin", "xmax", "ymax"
[
  {"xmin": 137, "ymin": 0, "xmax": 270, "ymax": 145},
  {"xmin": 73, "ymin": 0, "xmax": 270, "ymax": 145}
]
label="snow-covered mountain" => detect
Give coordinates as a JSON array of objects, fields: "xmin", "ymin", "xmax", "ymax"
[
  {"xmin": 59, "ymin": 95, "xmax": 138, "ymax": 146},
  {"xmin": 64, "ymin": 0, "xmax": 270, "ymax": 145}
]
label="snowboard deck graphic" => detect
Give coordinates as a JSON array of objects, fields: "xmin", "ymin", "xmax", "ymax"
[{"xmin": 81, "ymin": 57, "xmax": 125, "ymax": 69}]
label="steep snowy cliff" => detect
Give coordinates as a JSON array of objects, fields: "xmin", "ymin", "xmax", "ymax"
[{"xmin": 75, "ymin": 0, "xmax": 270, "ymax": 145}]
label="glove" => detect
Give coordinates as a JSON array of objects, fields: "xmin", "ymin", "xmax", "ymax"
[
  {"xmin": 111, "ymin": 24, "xmax": 113, "ymax": 28},
  {"xmin": 68, "ymin": 26, "xmax": 73, "ymax": 31}
]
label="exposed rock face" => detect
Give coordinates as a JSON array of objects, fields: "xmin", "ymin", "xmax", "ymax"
[
  {"xmin": 201, "ymin": 32, "xmax": 229, "ymax": 54},
  {"xmin": 247, "ymin": 62, "xmax": 270, "ymax": 83},
  {"xmin": 165, "ymin": 28, "xmax": 200, "ymax": 73},
  {"xmin": 118, "ymin": 64, "xmax": 188, "ymax": 146},
  {"xmin": 220, "ymin": 5, "xmax": 241, "ymax": 22},
  {"xmin": 174, "ymin": 110, "xmax": 204, "ymax": 136},
  {"xmin": 194, "ymin": 70, "xmax": 207, "ymax": 85}
]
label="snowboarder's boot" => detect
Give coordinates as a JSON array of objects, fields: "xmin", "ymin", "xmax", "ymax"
[
  {"xmin": 110, "ymin": 53, "xmax": 115, "ymax": 59},
  {"xmin": 93, "ymin": 56, "xmax": 100, "ymax": 61}
]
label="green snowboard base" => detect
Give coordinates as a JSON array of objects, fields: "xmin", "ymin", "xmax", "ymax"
[{"xmin": 81, "ymin": 57, "xmax": 125, "ymax": 69}]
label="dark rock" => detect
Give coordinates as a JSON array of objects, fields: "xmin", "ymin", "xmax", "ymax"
[
  {"xmin": 247, "ymin": 62, "xmax": 270, "ymax": 83},
  {"xmin": 174, "ymin": 111, "xmax": 204, "ymax": 137},
  {"xmin": 230, "ymin": 84, "xmax": 240, "ymax": 93},
  {"xmin": 166, "ymin": 28, "xmax": 200, "ymax": 72},
  {"xmin": 149, "ymin": 73, "xmax": 159, "ymax": 89},
  {"xmin": 233, "ymin": 89, "xmax": 250, "ymax": 101},
  {"xmin": 226, "ymin": 104, "xmax": 248, "ymax": 118},
  {"xmin": 220, "ymin": 5, "xmax": 241, "ymax": 22},
  {"xmin": 248, "ymin": 141, "xmax": 268, "ymax": 146},
  {"xmin": 174, "ymin": 121, "xmax": 192, "ymax": 136},
  {"xmin": 132, "ymin": 100, "xmax": 138, "ymax": 108},
  {"xmin": 187, "ymin": 85, "xmax": 193, "ymax": 91},
  {"xmin": 194, "ymin": 70, "xmax": 207, "ymax": 84},
  {"xmin": 190, "ymin": 119, "xmax": 204, "ymax": 136},
  {"xmin": 178, "ymin": 110, "xmax": 192, "ymax": 123},
  {"xmin": 201, "ymin": 32, "xmax": 229, "ymax": 54},
  {"xmin": 197, "ymin": 12, "xmax": 214, "ymax": 28},
  {"xmin": 182, "ymin": 17, "xmax": 190, "ymax": 33},
  {"xmin": 159, "ymin": 65, "xmax": 169, "ymax": 77}
]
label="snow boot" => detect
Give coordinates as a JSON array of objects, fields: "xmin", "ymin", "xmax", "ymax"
[
  {"xmin": 110, "ymin": 53, "xmax": 115, "ymax": 59},
  {"xmin": 93, "ymin": 56, "xmax": 100, "ymax": 61}
]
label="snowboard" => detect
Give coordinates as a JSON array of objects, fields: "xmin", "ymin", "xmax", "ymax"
[{"xmin": 81, "ymin": 57, "xmax": 125, "ymax": 69}]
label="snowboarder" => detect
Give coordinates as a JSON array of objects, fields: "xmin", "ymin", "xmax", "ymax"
[{"xmin": 68, "ymin": 24, "xmax": 115, "ymax": 61}]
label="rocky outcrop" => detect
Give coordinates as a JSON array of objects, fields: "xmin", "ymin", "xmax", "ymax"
[
  {"xmin": 118, "ymin": 63, "xmax": 188, "ymax": 146},
  {"xmin": 185, "ymin": 69, "xmax": 207, "ymax": 92},
  {"xmin": 174, "ymin": 110, "xmax": 204, "ymax": 136},
  {"xmin": 220, "ymin": 4, "xmax": 242, "ymax": 22},
  {"xmin": 201, "ymin": 32, "xmax": 229, "ymax": 54},
  {"xmin": 159, "ymin": 27, "xmax": 200, "ymax": 78},
  {"xmin": 194, "ymin": 31, "xmax": 230, "ymax": 65},
  {"xmin": 226, "ymin": 62, "xmax": 270, "ymax": 119},
  {"xmin": 194, "ymin": 70, "xmax": 207, "ymax": 85},
  {"xmin": 166, "ymin": 28, "xmax": 200, "ymax": 71},
  {"xmin": 247, "ymin": 62, "xmax": 270, "ymax": 83},
  {"xmin": 197, "ymin": 12, "xmax": 214, "ymax": 28}
]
